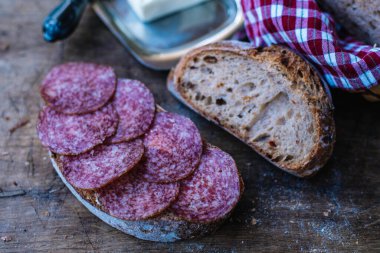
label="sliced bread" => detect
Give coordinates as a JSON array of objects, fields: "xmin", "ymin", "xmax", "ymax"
[
  {"xmin": 318, "ymin": 0, "xmax": 380, "ymax": 45},
  {"xmin": 168, "ymin": 41, "xmax": 335, "ymax": 177},
  {"xmin": 50, "ymin": 106, "xmax": 244, "ymax": 242},
  {"xmin": 50, "ymin": 152, "xmax": 224, "ymax": 242}
]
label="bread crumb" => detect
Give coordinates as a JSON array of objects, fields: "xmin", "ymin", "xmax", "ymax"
[
  {"xmin": 1, "ymin": 235, "xmax": 12, "ymax": 242},
  {"xmin": 323, "ymin": 209, "xmax": 331, "ymax": 217},
  {"xmin": 42, "ymin": 211, "xmax": 50, "ymax": 217},
  {"xmin": 9, "ymin": 117, "xmax": 30, "ymax": 134},
  {"xmin": 251, "ymin": 218, "xmax": 257, "ymax": 225},
  {"xmin": 24, "ymin": 162, "xmax": 30, "ymax": 166},
  {"xmin": 0, "ymin": 42, "xmax": 9, "ymax": 51},
  {"xmin": 43, "ymin": 157, "xmax": 47, "ymax": 160},
  {"xmin": 290, "ymin": 220, "xmax": 295, "ymax": 223}
]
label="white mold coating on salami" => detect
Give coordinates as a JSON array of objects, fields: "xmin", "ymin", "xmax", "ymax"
[
  {"xmin": 97, "ymin": 171, "xmax": 180, "ymax": 220},
  {"xmin": 138, "ymin": 112, "xmax": 202, "ymax": 183},
  {"xmin": 60, "ymin": 139, "xmax": 144, "ymax": 189},
  {"xmin": 40, "ymin": 62, "xmax": 116, "ymax": 114},
  {"xmin": 107, "ymin": 79, "xmax": 155, "ymax": 143},
  {"xmin": 170, "ymin": 144, "xmax": 242, "ymax": 223},
  {"xmin": 37, "ymin": 104, "xmax": 118, "ymax": 155}
]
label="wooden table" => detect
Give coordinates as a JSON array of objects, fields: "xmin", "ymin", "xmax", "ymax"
[{"xmin": 0, "ymin": 1, "xmax": 379, "ymax": 252}]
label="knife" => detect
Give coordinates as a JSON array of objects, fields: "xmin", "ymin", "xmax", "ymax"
[{"xmin": 42, "ymin": 0, "xmax": 89, "ymax": 42}]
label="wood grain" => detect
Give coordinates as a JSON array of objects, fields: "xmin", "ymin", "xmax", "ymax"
[{"xmin": 0, "ymin": 0, "xmax": 379, "ymax": 252}]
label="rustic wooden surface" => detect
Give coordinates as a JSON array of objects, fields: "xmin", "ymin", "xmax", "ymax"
[{"xmin": 0, "ymin": 1, "xmax": 379, "ymax": 252}]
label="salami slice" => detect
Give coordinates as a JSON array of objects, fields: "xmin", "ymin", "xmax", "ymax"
[
  {"xmin": 138, "ymin": 112, "xmax": 202, "ymax": 183},
  {"xmin": 97, "ymin": 171, "xmax": 179, "ymax": 220},
  {"xmin": 60, "ymin": 139, "xmax": 144, "ymax": 189},
  {"xmin": 107, "ymin": 79, "xmax": 155, "ymax": 143},
  {"xmin": 37, "ymin": 104, "xmax": 118, "ymax": 155},
  {"xmin": 40, "ymin": 62, "xmax": 116, "ymax": 114},
  {"xmin": 170, "ymin": 144, "xmax": 242, "ymax": 223}
]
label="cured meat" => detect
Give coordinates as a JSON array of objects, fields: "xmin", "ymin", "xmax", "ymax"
[
  {"xmin": 107, "ymin": 79, "xmax": 155, "ymax": 143},
  {"xmin": 138, "ymin": 112, "xmax": 202, "ymax": 183},
  {"xmin": 60, "ymin": 139, "xmax": 144, "ymax": 189},
  {"xmin": 37, "ymin": 104, "xmax": 118, "ymax": 155},
  {"xmin": 97, "ymin": 170, "xmax": 179, "ymax": 220},
  {"xmin": 170, "ymin": 144, "xmax": 242, "ymax": 222},
  {"xmin": 40, "ymin": 62, "xmax": 116, "ymax": 114}
]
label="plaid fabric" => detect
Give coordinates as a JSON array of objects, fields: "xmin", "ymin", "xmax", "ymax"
[{"xmin": 241, "ymin": 0, "xmax": 380, "ymax": 91}]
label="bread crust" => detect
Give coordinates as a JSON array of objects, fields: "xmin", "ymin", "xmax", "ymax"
[{"xmin": 168, "ymin": 41, "xmax": 335, "ymax": 177}]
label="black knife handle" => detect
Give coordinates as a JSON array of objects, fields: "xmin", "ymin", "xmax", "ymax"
[{"xmin": 42, "ymin": 0, "xmax": 89, "ymax": 42}]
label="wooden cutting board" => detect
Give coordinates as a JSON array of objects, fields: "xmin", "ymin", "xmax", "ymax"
[{"xmin": 0, "ymin": 1, "xmax": 379, "ymax": 252}]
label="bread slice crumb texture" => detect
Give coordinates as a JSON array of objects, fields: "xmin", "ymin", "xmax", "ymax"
[{"xmin": 180, "ymin": 52, "xmax": 315, "ymax": 166}]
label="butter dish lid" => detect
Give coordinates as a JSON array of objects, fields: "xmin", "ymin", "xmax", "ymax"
[{"xmin": 92, "ymin": 0, "xmax": 244, "ymax": 70}]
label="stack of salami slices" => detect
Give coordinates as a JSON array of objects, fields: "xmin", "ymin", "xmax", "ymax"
[{"xmin": 37, "ymin": 62, "xmax": 244, "ymax": 242}]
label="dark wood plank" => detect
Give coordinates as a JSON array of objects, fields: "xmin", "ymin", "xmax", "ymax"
[{"xmin": 0, "ymin": 1, "xmax": 379, "ymax": 252}]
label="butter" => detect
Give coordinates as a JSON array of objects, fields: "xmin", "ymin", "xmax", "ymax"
[{"xmin": 128, "ymin": 0, "xmax": 210, "ymax": 22}]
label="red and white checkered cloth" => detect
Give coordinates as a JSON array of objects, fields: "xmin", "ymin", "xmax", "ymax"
[{"xmin": 241, "ymin": 0, "xmax": 380, "ymax": 91}]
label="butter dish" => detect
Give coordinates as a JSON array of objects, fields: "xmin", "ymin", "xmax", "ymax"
[{"xmin": 92, "ymin": 0, "xmax": 243, "ymax": 70}]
